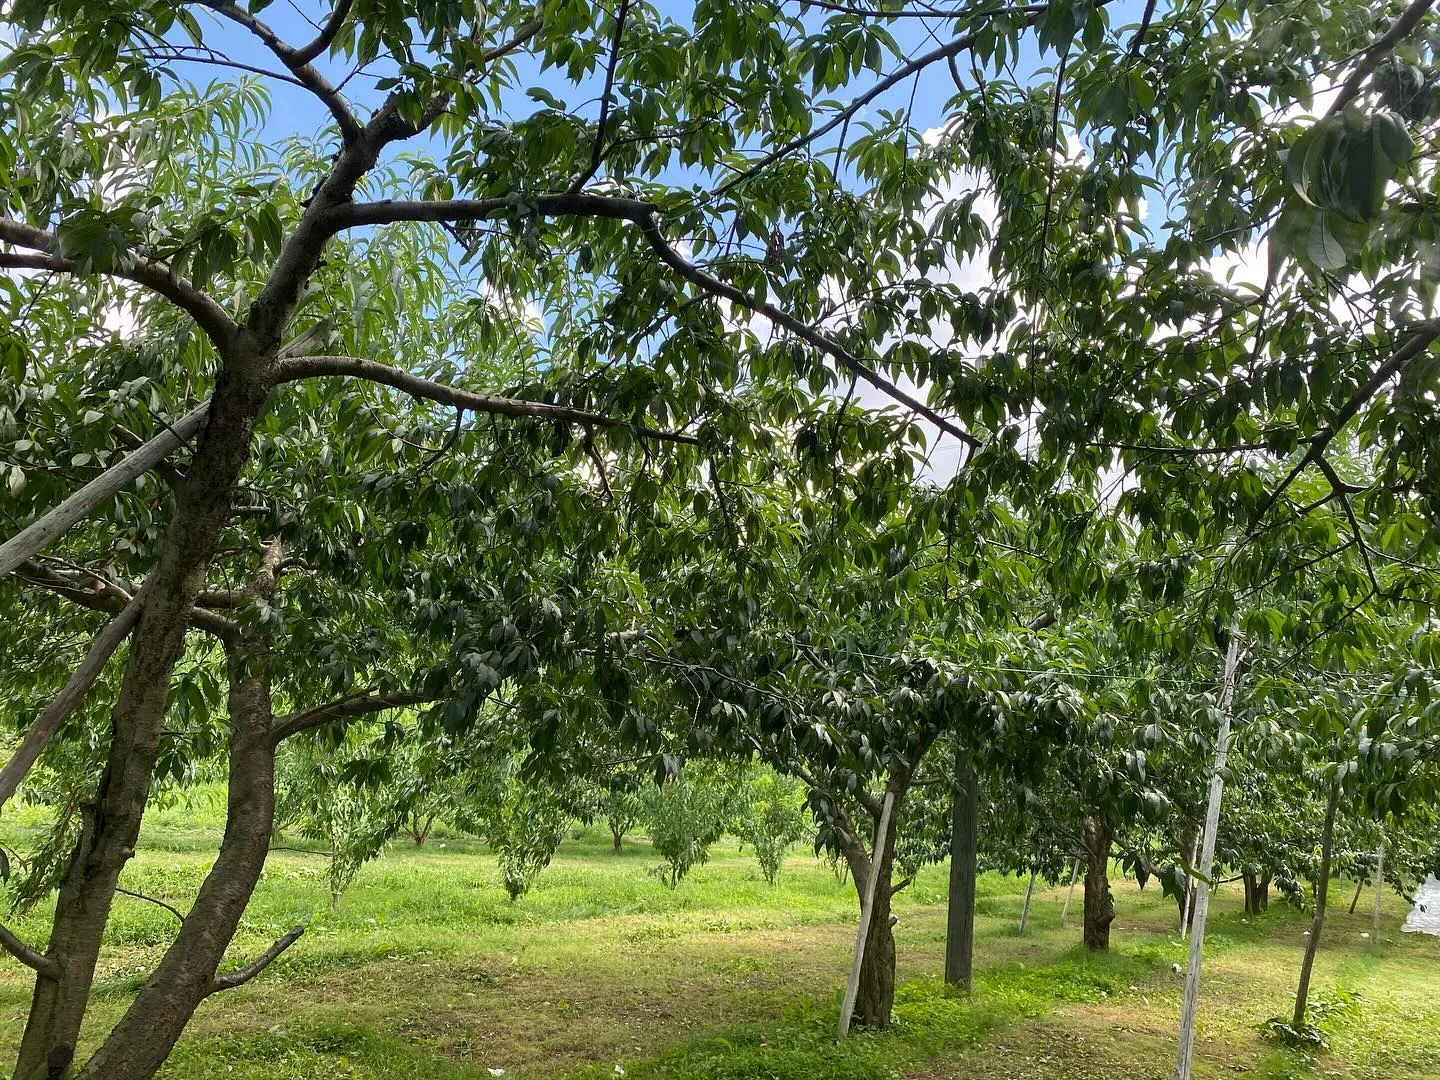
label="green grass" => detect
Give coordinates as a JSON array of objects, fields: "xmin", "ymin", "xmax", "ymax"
[{"xmin": 2, "ymin": 798, "xmax": 1439, "ymax": 1079}]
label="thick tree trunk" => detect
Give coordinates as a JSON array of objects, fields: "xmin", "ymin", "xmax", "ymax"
[
  {"xmin": 1292, "ymin": 779, "xmax": 1342, "ymax": 1030},
  {"xmin": 610, "ymin": 823, "xmax": 624, "ymax": 851},
  {"xmin": 1082, "ymin": 817, "xmax": 1115, "ymax": 952},
  {"xmin": 1243, "ymin": 869, "xmax": 1266, "ymax": 916},
  {"xmin": 13, "ymin": 366, "xmax": 268, "ymax": 1080},
  {"xmin": 76, "ymin": 654, "xmax": 278, "ymax": 1080},
  {"xmin": 944, "ymin": 750, "xmax": 977, "ymax": 990}
]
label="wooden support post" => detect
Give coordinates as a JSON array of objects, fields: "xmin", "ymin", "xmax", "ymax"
[
  {"xmin": 1181, "ymin": 827, "xmax": 1201, "ymax": 938},
  {"xmin": 1371, "ymin": 844, "xmax": 1384, "ymax": 947},
  {"xmin": 1059, "ymin": 858, "xmax": 1080, "ymax": 927},
  {"xmin": 944, "ymin": 750, "xmax": 978, "ymax": 990},
  {"xmin": 838, "ymin": 791, "xmax": 895, "ymax": 1040},
  {"xmin": 0, "ymin": 400, "xmax": 208, "ymax": 578},
  {"xmin": 1174, "ymin": 631, "xmax": 1242, "ymax": 1080},
  {"xmin": 1018, "ymin": 863, "xmax": 1038, "ymax": 935}
]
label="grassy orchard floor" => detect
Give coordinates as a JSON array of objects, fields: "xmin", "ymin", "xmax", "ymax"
[{"xmin": 1, "ymin": 792, "xmax": 1438, "ymax": 1079}]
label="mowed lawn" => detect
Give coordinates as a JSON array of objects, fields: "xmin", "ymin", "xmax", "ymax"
[{"xmin": 2, "ymin": 790, "xmax": 1439, "ymax": 1079}]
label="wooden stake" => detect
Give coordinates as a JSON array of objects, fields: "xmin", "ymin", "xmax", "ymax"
[
  {"xmin": 1018, "ymin": 861, "xmax": 1038, "ymax": 935},
  {"xmin": 0, "ymin": 401, "xmax": 208, "ymax": 579},
  {"xmin": 838, "ymin": 790, "xmax": 895, "ymax": 1040},
  {"xmin": 1174, "ymin": 631, "xmax": 1242, "ymax": 1080},
  {"xmin": 1059, "ymin": 858, "xmax": 1080, "ymax": 927},
  {"xmin": 1181, "ymin": 827, "xmax": 1200, "ymax": 938},
  {"xmin": 1371, "ymin": 844, "xmax": 1384, "ymax": 948}
]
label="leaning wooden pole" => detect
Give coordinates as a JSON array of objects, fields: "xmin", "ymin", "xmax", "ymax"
[
  {"xmin": 838, "ymin": 791, "xmax": 895, "ymax": 1040},
  {"xmin": 1174, "ymin": 631, "xmax": 1243, "ymax": 1080},
  {"xmin": 0, "ymin": 400, "xmax": 208, "ymax": 579},
  {"xmin": 1018, "ymin": 862, "xmax": 1038, "ymax": 935},
  {"xmin": 1059, "ymin": 858, "xmax": 1080, "ymax": 927},
  {"xmin": 0, "ymin": 585, "xmax": 145, "ymax": 813},
  {"xmin": 1371, "ymin": 844, "xmax": 1385, "ymax": 947}
]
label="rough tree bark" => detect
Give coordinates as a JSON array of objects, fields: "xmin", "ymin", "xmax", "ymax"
[
  {"xmin": 1292, "ymin": 778, "xmax": 1342, "ymax": 1030},
  {"xmin": 843, "ymin": 798, "xmax": 902, "ymax": 1029},
  {"xmin": 9, "ymin": 60, "xmax": 431, "ymax": 1080},
  {"xmin": 943, "ymin": 750, "xmax": 978, "ymax": 990},
  {"xmin": 76, "ymin": 631, "xmax": 281, "ymax": 1080},
  {"xmin": 1245, "ymin": 869, "xmax": 1271, "ymax": 915},
  {"xmin": 1082, "ymin": 817, "xmax": 1115, "ymax": 952},
  {"xmin": 13, "ymin": 360, "xmax": 267, "ymax": 1080}
]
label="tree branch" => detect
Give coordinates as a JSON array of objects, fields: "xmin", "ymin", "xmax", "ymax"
[
  {"xmin": 205, "ymin": 926, "xmax": 304, "ymax": 995},
  {"xmin": 16, "ymin": 560, "xmax": 238, "ymax": 642},
  {"xmin": 0, "ymin": 923, "xmax": 56, "ymax": 977},
  {"xmin": 291, "ymin": 0, "xmax": 355, "ymax": 65},
  {"xmin": 708, "ymin": 5, "xmax": 1055, "ymax": 199},
  {"xmin": 1251, "ymin": 320, "xmax": 1440, "ymax": 524},
  {"xmin": 0, "ymin": 222, "xmax": 236, "ymax": 346},
  {"xmin": 0, "ymin": 587, "xmax": 144, "ymax": 814},
  {"xmin": 269, "ymin": 354, "xmax": 701, "ymax": 445},
  {"xmin": 1326, "ymin": 0, "xmax": 1438, "ymax": 118},
  {"xmin": 635, "ymin": 213, "xmax": 982, "ymax": 449},
  {"xmin": 330, "ymin": 192, "xmax": 980, "ymax": 447},
  {"xmin": 271, "ymin": 690, "xmax": 438, "ymax": 743},
  {"xmin": 569, "ymin": 0, "xmax": 632, "ymax": 192},
  {"xmin": 193, "ymin": 0, "xmax": 361, "ymax": 142}
]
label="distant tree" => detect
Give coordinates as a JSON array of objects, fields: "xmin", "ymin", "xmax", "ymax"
[{"xmin": 735, "ymin": 768, "xmax": 810, "ymax": 885}]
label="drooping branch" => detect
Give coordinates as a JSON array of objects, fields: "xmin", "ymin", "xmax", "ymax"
[
  {"xmin": 270, "ymin": 690, "xmax": 438, "ymax": 743},
  {"xmin": 115, "ymin": 886, "xmax": 185, "ymax": 925},
  {"xmin": 635, "ymin": 214, "xmax": 982, "ymax": 449},
  {"xmin": 708, "ymin": 5, "xmax": 1057, "ymax": 199},
  {"xmin": 205, "ymin": 926, "xmax": 305, "ymax": 995},
  {"xmin": 192, "ymin": 0, "xmax": 362, "ymax": 141},
  {"xmin": 1325, "ymin": 0, "xmax": 1438, "ymax": 118},
  {"xmin": 333, "ymin": 194, "xmax": 979, "ymax": 448},
  {"xmin": 269, "ymin": 354, "xmax": 701, "ymax": 445},
  {"xmin": 0, "ymin": 923, "xmax": 56, "ymax": 977},
  {"xmin": 0, "ymin": 586, "xmax": 145, "ymax": 814},
  {"xmin": 0, "ymin": 222, "xmax": 236, "ymax": 345},
  {"xmin": 0, "ymin": 400, "xmax": 210, "ymax": 579}
]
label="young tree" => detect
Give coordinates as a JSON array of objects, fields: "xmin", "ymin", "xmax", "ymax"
[{"xmin": 735, "ymin": 767, "xmax": 811, "ymax": 885}]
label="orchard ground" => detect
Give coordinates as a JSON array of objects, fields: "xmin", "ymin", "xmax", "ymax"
[{"xmin": 2, "ymin": 789, "xmax": 1437, "ymax": 1080}]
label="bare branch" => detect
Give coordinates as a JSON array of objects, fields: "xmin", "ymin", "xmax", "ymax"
[
  {"xmin": 0, "ymin": 923, "xmax": 56, "ymax": 977},
  {"xmin": 291, "ymin": 0, "xmax": 355, "ymax": 65},
  {"xmin": 270, "ymin": 354, "xmax": 701, "ymax": 445},
  {"xmin": 271, "ymin": 691, "xmax": 438, "ymax": 743},
  {"xmin": 205, "ymin": 926, "xmax": 304, "ymax": 995},
  {"xmin": 193, "ymin": 1, "xmax": 362, "ymax": 141},
  {"xmin": 1326, "ymin": 0, "xmax": 1438, "ymax": 118},
  {"xmin": 0, "ymin": 222, "xmax": 236, "ymax": 345},
  {"xmin": 116, "ymin": 886, "xmax": 185, "ymax": 925},
  {"xmin": 568, "ymin": 0, "xmax": 632, "ymax": 192}
]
